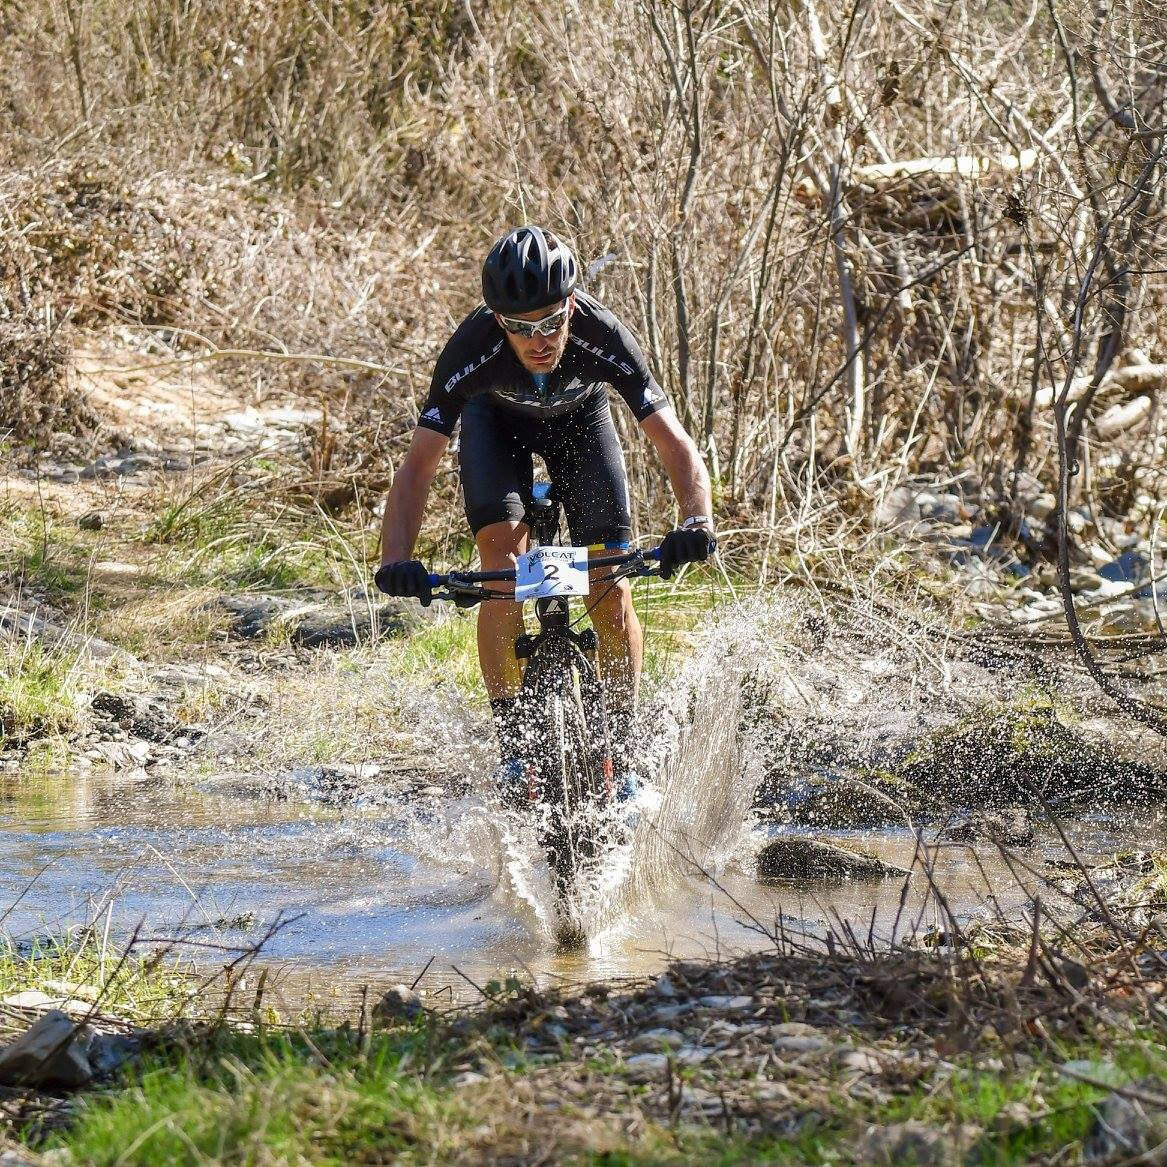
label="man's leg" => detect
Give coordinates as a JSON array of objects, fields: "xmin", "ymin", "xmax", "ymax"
[
  {"xmin": 475, "ymin": 520, "xmax": 528, "ymax": 699},
  {"xmin": 588, "ymin": 569, "xmax": 642, "ymax": 786},
  {"xmin": 587, "ymin": 569, "xmax": 642, "ymax": 707},
  {"xmin": 542, "ymin": 394, "xmax": 641, "ymax": 784},
  {"xmin": 476, "ymin": 520, "xmax": 541, "ymax": 809}
]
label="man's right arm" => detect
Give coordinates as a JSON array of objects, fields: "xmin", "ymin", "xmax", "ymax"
[{"xmin": 380, "ymin": 427, "xmax": 449, "ymax": 564}]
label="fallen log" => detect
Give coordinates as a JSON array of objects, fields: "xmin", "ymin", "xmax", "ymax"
[
  {"xmin": 851, "ymin": 148, "xmax": 1039, "ymax": 184},
  {"xmin": 1035, "ymin": 363, "xmax": 1165, "ymax": 409},
  {"xmin": 797, "ymin": 148, "xmax": 1040, "ymax": 202},
  {"xmin": 1110, "ymin": 363, "xmax": 1167, "ymax": 393}
]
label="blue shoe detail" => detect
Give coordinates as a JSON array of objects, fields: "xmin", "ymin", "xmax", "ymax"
[
  {"xmin": 496, "ymin": 758, "xmax": 537, "ymax": 812},
  {"xmin": 614, "ymin": 771, "xmax": 642, "ymax": 803}
]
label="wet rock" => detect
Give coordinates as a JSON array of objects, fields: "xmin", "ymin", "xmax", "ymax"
[
  {"xmin": 116, "ymin": 454, "xmax": 161, "ymax": 474},
  {"xmin": 78, "ymin": 456, "xmax": 121, "ymax": 480},
  {"xmin": 270, "ymin": 765, "xmax": 398, "ymax": 808},
  {"xmin": 77, "ymin": 510, "xmax": 105, "ymax": 531},
  {"xmin": 895, "ymin": 704, "xmax": 1167, "ymax": 808},
  {"xmin": 624, "ymin": 1052, "xmax": 669, "ymax": 1079},
  {"xmin": 770, "ymin": 1022, "xmax": 824, "ymax": 1039},
  {"xmin": 216, "ymin": 594, "xmax": 303, "ymax": 640},
  {"xmin": 757, "ymin": 837, "xmax": 912, "ymax": 883},
  {"xmin": 1055, "ymin": 854, "xmax": 1167, "ymax": 926},
  {"xmin": 675, "ymin": 1045, "xmax": 716, "ymax": 1065},
  {"xmin": 290, "ymin": 602, "xmax": 419, "ymax": 649},
  {"xmin": 653, "ymin": 974, "xmax": 677, "ymax": 998},
  {"xmin": 90, "ymin": 691, "xmax": 182, "ymax": 744},
  {"xmin": 837, "ymin": 1047, "xmax": 886, "ymax": 1074},
  {"xmin": 84, "ymin": 739, "xmax": 153, "ymax": 769},
  {"xmin": 859, "ymin": 1121, "xmax": 982, "ymax": 1166},
  {"xmin": 150, "ymin": 663, "xmax": 210, "ymax": 691},
  {"xmin": 0, "ymin": 989, "xmax": 94, "ymax": 1020},
  {"xmin": 1, "ymin": 990, "xmax": 61, "ymax": 1011},
  {"xmin": 772, "ymin": 1033, "xmax": 833, "ymax": 1054},
  {"xmin": 88, "ymin": 1032, "xmax": 140, "ymax": 1077},
  {"xmin": 937, "ymin": 806, "xmax": 1034, "ymax": 847},
  {"xmin": 697, "ymin": 995, "xmax": 754, "ymax": 1010},
  {"xmin": 0, "ymin": 1010, "xmax": 92, "ymax": 1088},
  {"xmin": 449, "ymin": 1070, "xmax": 487, "ymax": 1088},
  {"xmin": 675, "ymin": 1085, "xmax": 725, "ymax": 1117},
  {"xmin": 371, "ymin": 984, "xmax": 423, "ymax": 1024},
  {"xmin": 1084, "ymin": 1077, "xmax": 1167, "ymax": 1160},
  {"xmin": 1051, "ymin": 959, "xmax": 1091, "ymax": 992},
  {"xmin": 764, "ymin": 1022, "xmax": 830, "ymax": 1053}
]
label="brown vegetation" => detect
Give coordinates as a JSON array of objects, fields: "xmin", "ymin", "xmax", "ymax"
[{"xmin": 1, "ymin": 2, "xmax": 1164, "ymax": 557}]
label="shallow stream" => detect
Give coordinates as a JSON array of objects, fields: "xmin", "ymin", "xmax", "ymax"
[
  {"xmin": 3, "ymin": 597, "xmax": 1161, "ymax": 1009},
  {"xmin": 1, "ymin": 768, "xmax": 1155, "ymax": 1010}
]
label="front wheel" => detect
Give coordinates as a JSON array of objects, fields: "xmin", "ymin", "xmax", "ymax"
[{"xmin": 521, "ymin": 639, "xmax": 613, "ymax": 911}]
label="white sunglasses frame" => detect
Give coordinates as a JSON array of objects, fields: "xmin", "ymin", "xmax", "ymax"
[{"xmin": 496, "ymin": 303, "xmax": 571, "ymax": 338}]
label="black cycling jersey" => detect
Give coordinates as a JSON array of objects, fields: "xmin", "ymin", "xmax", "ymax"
[{"xmin": 416, "ymin": 290, "xmax": 669, "ymax": 437}]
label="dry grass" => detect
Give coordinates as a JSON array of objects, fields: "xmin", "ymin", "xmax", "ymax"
[{"xmin": 0, "ymin": 1, "xmax": 1162, "ymax": 618}]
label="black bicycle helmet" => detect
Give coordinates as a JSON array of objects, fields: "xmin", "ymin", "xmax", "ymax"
[{"xmin": 481, "ymin": 226, "xmax": 579, "ymax": 314}]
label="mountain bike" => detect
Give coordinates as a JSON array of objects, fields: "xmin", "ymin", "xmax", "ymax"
[{"xmin": 425, "ymin": 483, "xmax": 660, "ymax": 930}]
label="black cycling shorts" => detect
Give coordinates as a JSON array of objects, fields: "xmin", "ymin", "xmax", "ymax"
[{"xmin": 459, "ymin": 390, "xmax": 632, "ymax": 547}]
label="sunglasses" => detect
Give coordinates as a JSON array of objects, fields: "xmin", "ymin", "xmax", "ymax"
[{"xmin": 496, "ymin": 304, "xmax": 570, "ymax": 338}]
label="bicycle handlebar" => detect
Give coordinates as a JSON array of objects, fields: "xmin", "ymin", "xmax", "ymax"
[{"xmin": 427, "ymin": 546, "xmax": 662, "ymax": 605}]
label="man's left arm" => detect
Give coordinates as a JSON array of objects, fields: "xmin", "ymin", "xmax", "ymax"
[{"xmin": 640, "ymin": 408, "xmax": 714, "ymax": 530}]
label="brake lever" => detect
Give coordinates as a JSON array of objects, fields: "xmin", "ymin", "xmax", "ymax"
[{"xmin": 430, "ymin": 587, "xmax": 490, "ymax": 608}]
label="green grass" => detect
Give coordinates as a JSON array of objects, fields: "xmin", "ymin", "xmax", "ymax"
[
  {"xmin": 394, "ymin": 611, "xmax": 482, "ymax": 696},
  {"xmin": 0, "ymin": 640, "xmax": 85, "ymax": 746},
  {"xmin": 147, "ymin": 493, "xmax": 340, "ymax": 592},
  {"xmin": 45, "ymin": 1026, "xmax": 477, "ymax": 1166},
  {"xmin": 0, "ymin": 501, "xmax": 92, "ymax": 596},
  {"xmin": 0, "ymin": 930, "xmax": 196, "ymax": 1023},
  {"xmin": 12, "ymin": 954, "xmax": 1165, "ymax": 1167}
]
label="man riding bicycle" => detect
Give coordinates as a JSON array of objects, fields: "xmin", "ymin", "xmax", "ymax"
[{"xmin": 375, "ymin": 225, "xmax": 715, "ymax": 807}]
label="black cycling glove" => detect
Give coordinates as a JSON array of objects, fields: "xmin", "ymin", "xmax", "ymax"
[
  {"xmin": 658, "ymin": 528, "xmax": 717, "ymax": 580},
  {"xmin": 374, "ymin": 560, "xmax": 433, "ymax": 607}
]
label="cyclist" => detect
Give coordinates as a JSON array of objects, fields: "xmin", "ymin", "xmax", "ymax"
[{"xmin": 375, "ymin": 225, "xmax": 715, "ymax": 807}]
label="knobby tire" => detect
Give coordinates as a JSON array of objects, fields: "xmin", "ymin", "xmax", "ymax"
[{"xmin": 520, "ymin": 637, "xmax": 612, "ymax": 918}]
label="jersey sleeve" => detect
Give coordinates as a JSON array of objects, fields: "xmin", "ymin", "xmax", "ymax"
[
  {"xmin": 604, "ymin": 313, "xmax": 670, "ymax": 423},
  {"xmin": 416, "ymin": 332, "xmax": 469, "ymax": 438}
]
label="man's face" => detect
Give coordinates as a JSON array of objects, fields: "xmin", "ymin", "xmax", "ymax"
[{"xmin": 495, "ymin": 296, "xmax": 574, "ymax": 374}]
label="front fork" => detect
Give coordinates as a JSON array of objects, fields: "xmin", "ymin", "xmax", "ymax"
[{"xmin": 515, "ymin": 619, "xmax": 615, "ymax": 800}]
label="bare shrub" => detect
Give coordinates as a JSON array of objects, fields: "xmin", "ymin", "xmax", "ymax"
[
  {"xmin": 0, "ymin": 0, "xmax": 1163, "ymax": 561},
  {"xmin": 0, "ymin": 319, "xmax": 105, "ymax": 459}
]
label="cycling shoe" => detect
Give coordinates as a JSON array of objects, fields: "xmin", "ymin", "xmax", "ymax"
[
  {"xmin": 614, "ymin": 770, "xmax": 642, "ymax": 804},
  {"xmin": 495, "ymin": 758, "xmax": 538, "ymax": 812},
  {"xmin": 610, "ymin": 771, "xmax": 659, "ymax": 835}
]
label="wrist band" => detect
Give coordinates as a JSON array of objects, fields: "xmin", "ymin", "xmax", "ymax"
[{"xmin": 680, "ymin": 515, "xmax": 711, "ymax": 530}]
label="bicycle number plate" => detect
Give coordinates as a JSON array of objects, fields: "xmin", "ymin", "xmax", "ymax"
[{"xmin": 515, "ymin": 546, "xmax": 590, "ymax": 601}]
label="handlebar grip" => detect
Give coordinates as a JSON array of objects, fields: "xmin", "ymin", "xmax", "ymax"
[
  {"xmin": 647, "ymin": 547, "xmax": 661, "ymax": 561},
  {"xmin": 428, "ymin": 573, "xmax": 442, "ymax": 587}
]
